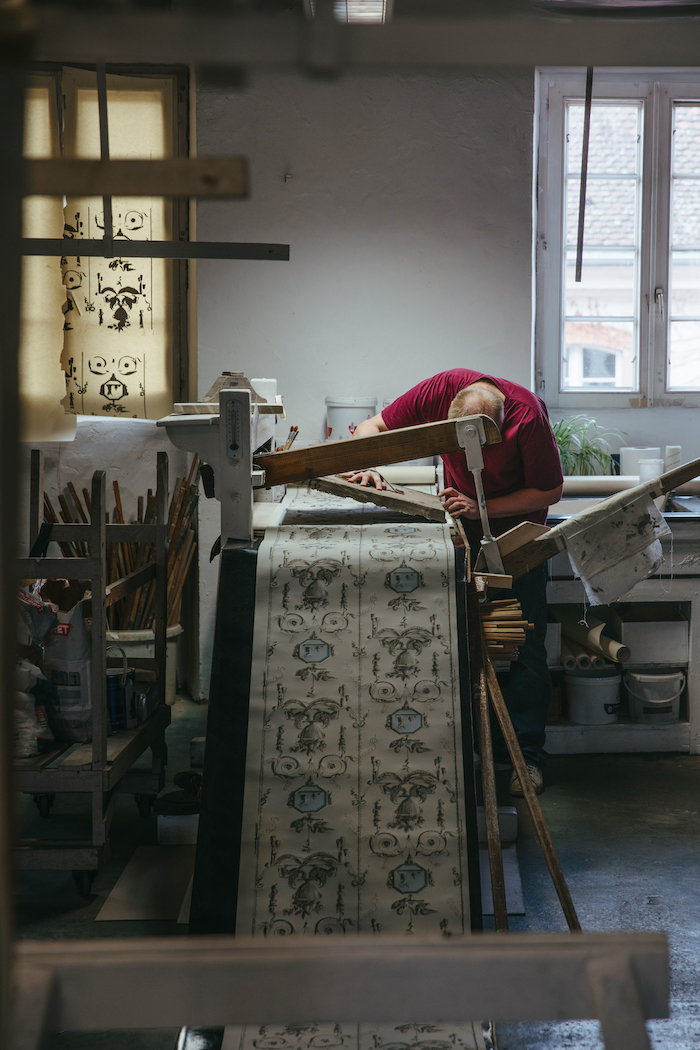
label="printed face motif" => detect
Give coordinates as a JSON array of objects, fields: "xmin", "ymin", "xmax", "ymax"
[{"xmin": 59, "ymin": 203, "xmax": 168, "ymax": 418}]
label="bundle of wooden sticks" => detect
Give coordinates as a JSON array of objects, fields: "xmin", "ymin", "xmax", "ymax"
[
  {"xmin": 480, "ymin": 597, "xmax": 534, "ymax": 661},
  {"xmin": 43, "ymin": 456, "xmax": 200, "ymax": 631}
]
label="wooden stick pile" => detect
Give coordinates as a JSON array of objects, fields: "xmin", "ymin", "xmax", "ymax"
[
  {"xmin": 480, "ymin": 598, "xmax": 534, "ymax": 661},
  {"xmin": 44, "ymin": 456, "xmax": 200, "ymax": 632}
]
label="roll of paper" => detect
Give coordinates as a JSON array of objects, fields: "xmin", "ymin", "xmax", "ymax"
[
  {"xmin": 620, "ymin": 447, "xmax": 661, "ymax": 477},
  {"xmin": 559, "ymin": 638, "xmax": 577, "ymax": 671},
  {"xmin": 565, "ymin": 638, "xmax": 592, "ymax": 669},
  {"xmin": 638, "ymin": 458, "xmax": 664, "ymax": 485},
  {"xmin": 665, "ymin": 445, "xmax": 682, "ymax": 472},
  {"xmin": 551, "ymin": 605, "xmax": 631, "ymax": 663},
  {"xmin": 562, "ymin": 476, "xmax": 639, "ymax": 496},
  {"xmin": 377, "ymin": 465, "xmax": 437, "ymax": 485}
]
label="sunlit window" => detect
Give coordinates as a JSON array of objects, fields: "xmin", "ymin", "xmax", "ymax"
[{"xmin": 536, "ymin": 70, "xmax": 700, "ymax": 408}]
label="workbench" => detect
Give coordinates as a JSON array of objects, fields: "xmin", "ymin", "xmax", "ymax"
[{"xmin": 545, "ymin": 509, "xmax": 700, "ymax": 756}]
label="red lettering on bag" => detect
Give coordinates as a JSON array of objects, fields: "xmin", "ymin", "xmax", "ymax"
[{"xmin": 49, "ymin": 623, "xmax": 72, "ymax": 636}]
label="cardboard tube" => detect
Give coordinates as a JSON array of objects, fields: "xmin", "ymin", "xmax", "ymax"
[
  {"xmin": 559, "ymin": 638, "xmax": 577, "ymax": 671},
  {"xmin": 551, "ymin": 605, "xmax": 630, "ymax": 664},
  {"xmin": 564, "ymin": 638, "xmax": 592, "ymax": 669},
  {"xmin": 377, "ymin": 465, "xmax": 437, "ymax": 485}
]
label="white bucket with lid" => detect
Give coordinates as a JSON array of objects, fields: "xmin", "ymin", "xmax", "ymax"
[
  {"xmin": 325, "ymin": 396, "xmax": 376, "ymax": 440},
  {"xmin": 625, "ymin": 670, "xmax": 685, "ymax": 725},
  {"xmin": 565, "ymin": 667, "xmax": 621, "ymax": 725}
]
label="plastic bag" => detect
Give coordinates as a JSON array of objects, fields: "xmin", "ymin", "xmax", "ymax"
[
  {"xmin": 43, "ymin": 601, "xmax": 92, "ymax": 743},
  {"xmin": 17, "ymin": 586, "xmax": 57, "ymax": 646},
  {"xmin": 14, "ymin": 659, "xmax": 57, "ymax": 758}
]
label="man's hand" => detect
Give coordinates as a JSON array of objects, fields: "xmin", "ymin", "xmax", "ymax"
[
  {"xmin": 339, "ymin": 469, "xmax": 388, "ymax": 490},
  {"xmin": 439, "ymin": 486, "xmax": 480, "ymax": 519}
]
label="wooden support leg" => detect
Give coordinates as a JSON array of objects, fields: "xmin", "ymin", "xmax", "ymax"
[
  {"xmin": 587, "ymin": 953, "xmax": 652, "ymax": 1050},
  {"xmin": 10, "ymin": 961, "xmax": 56, "ymax": 1050},
  {"xmin": 483, "ymin": 652, "xmax": 582, "ymax": 933},
  {"xmin": 477, "ymin": 663, "xmax": 508, "ymax": 932},
  {"xmin": 151, "ymin": 733, "xmax": 168, "ymax": 776}
]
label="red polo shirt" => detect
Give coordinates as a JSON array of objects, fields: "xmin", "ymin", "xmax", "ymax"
[{"xmin": 381, "ymin": 369, "xmax": 563, "ymax": 540}]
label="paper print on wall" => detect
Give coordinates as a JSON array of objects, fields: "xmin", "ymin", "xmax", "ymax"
[{"xmin": 58, "ymin": 67, "xmax": 174, "ymax": 420}]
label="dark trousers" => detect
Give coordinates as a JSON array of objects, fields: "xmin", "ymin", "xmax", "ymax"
[{"xmin": 470, "ymin": 542, "xmax": 551, "ymax": 769}]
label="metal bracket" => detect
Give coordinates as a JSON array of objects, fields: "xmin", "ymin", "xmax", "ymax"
[{"xmin": 453, "ymin": 416, "xmax": 505, "ymax": 574}]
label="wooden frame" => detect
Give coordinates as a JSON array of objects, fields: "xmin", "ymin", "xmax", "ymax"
[
  {"xmin": 255, "ymin": 416, "xmax": 501, "ymax": 487},
  {"xmin": 11, "ymin": 932, "xmax": 668, "ymax": 1050}
]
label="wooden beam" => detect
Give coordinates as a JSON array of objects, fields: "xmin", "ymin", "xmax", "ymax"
[
  {"xmin": 13, "ymin": 933, "xmax": 667, "ymax": 1038},
  {"xmin": 255, "ymin": 415, "xmax": 501, "ymax": 487},
  {"xmin": 22, "ymin": 240, "xmax": 289, "ymax": 261},
  {"xmin": 498, "ymin": 456, "xmax": 700, "ymax": 580},
  {"xmin": 310, "ymin": 475, "xmax": 446, "ymax": 521},
  {"xmin": 104, "ymin": 561, "xmax": 155, "ymax": 609},
  {"xmin": 24, "ymin": 158, "xmax": 248, "ymax": 198},
  {"xmin": 32, "ymin": 9, "xmax": 700, "ymax": 69}
]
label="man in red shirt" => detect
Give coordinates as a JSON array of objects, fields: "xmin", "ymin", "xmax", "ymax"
[{"xmin": 347, "ymin": 369, "xmax": 563, "ymax": 796}]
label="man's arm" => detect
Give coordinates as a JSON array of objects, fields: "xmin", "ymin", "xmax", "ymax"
[
  {"xmin": 440, "ymin": 484, "xmax": 564, "ymax": 520},
  {"xmin": 340, "ymin": 412, "xmax": 389, "ymax": 488}
]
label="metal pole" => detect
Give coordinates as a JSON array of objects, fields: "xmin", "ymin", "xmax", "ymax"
[{"xmin": 575, "ymin": 66, "xmax": 593, "ymax": 283}]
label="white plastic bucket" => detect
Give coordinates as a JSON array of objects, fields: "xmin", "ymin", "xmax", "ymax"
[
  {"xmin": 565, "ymin": 668, "xmax": 621, "ymax": 725},
  {"xmin": 325, "ymin": 396, "xmax": 377, "ymax": 440},
  {"xmin": 106, "ymin": 623, "xmax": 183, "ymax": 704},
  {"xmin": 625, "ymin": 670, "xmax": 685, "ymax": 725}
]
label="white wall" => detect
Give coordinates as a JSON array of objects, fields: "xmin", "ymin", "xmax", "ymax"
[
  {"xmin": 196, "ymin": 69, "xmax": 536, "ymax": 433},
  {"xmin": 194, "ymin": 68, "xmax": 535, "ymax": 696}
]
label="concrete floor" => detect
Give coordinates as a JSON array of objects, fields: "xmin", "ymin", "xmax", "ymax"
[
  {"xmin": 14, "ymin": 712, "xmax": 700, "ymax": 1049},
  {"xmin": 495, "ymin": 753, "xmax": 700, "ymax": 1049}
]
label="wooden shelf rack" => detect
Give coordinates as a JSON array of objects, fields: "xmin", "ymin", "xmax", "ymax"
[{"xmin": 14, "ymin": 450, "xmax": 171, "ymax": 891}]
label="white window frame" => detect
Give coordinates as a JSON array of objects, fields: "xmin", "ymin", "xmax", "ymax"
[{"xmin": 534, "ymin": 67, "xmax": 700, "ymax": 410}]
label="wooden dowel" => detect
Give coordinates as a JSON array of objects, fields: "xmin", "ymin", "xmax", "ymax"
[
  {"xmin": 185, "ymin": 453, "xmax": 200, "ymax": 490},
  {"xmin": 483, "ymin": 651, "xmax": 582, "ymax": 934},
  {"xmin": 477, "ymin": 663, "xmax": 508, "ymax": 933},
  {"xmin": 67, "ymin": 481, "xmax": 89, "ymax": 524},
  {"xmin": 82, "ymin": 487, "xmax": 92, "ymax": 515}
]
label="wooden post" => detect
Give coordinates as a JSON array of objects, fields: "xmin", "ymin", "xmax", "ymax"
[
  {"xmin": 483, "ymin": 652, "xmax": 581, "ymax": 933},
  {"xmin": 29, "ymin": 450, "xmax": 43, "ymax": 552},
  {"xmin": 90, "ymin": 473, "xmax": 107, "ymax": 771},
  {"xmin": 155, "ymin": 453, "xmax": 168, "ymax": 710},
  {"xmin": 477, "ymin": 661, "xmax": 508, "ymax": 932}
]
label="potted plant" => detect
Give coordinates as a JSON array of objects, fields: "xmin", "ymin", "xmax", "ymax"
[{"xmin": 551, "ymin": 415, "xmax": 622, "ymax": 476}]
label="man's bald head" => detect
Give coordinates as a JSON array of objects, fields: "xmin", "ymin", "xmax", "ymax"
[{"xmin": 447, "ymin": 382, "xmax": 504, "ymax": 429}]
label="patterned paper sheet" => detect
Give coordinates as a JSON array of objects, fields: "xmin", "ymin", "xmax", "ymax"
[
  {"xmin": 228, "ymin": 498, "xmax": 486, "ymax": 1049},
  {"xmin": 238, "ymin": 518, "xmax": 469, "ymax": 936}
]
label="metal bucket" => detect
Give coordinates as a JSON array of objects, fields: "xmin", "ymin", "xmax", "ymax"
[{"xmin": 106, "ymin": 646, "xmax": 137, "ymax": 732}]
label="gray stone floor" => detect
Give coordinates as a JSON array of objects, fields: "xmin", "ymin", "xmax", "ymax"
[
  {"xmin": 495, "ymin": 753, "xmax": 700, "ymax": 1049},
  {"xmin": 15, "ymin": 716, "xmax": 700, "ymax": 1049}
]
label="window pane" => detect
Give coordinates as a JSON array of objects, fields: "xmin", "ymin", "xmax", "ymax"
[
  {"xmin": 668, "ymin": 105, "xmax": 700, "ymax": 390},
  {"xmin": 563, "ymin": 320, "xmax": 636, "ymax": 391},
  {"xmin": 668, "ymin": 321, "xmax": 700, "ymax": 389},
  {"xmin": 565, "ymin": 249, "xmax": 636, "ymax": 318},
  {"xmin": 672, "ymin": 105, "xmax": 700, "ymax": 176},
  {"xmin": 566, "ymin": 178, "xmax": 637, "ymax": 247},
  {"xmin": 567, "ymin": 104, "xmax": 640, "ymax": 176},
  {"xmin": 670, "ymin": 178, "xmax": 700, "ymax": 246},
  {"xmin": 561, "ymin": 99, "xmax": 642, "ymax": 395},
  {"xmin": 670, "ymin": 251, "xmax": 700, "ymax": 316}
]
